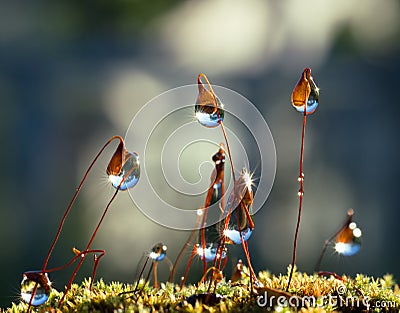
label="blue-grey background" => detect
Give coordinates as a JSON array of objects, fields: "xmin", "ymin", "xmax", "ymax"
[{"xmin": 1, "ymin": 0, "xmax": 399, "ymax": 308}]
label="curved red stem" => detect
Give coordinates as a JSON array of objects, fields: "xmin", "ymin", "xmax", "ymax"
[
  {"xmin": 41, "ymin": 136, "xmax": 123, "ymax": 273},
  {"xmin": 58, "ymin": 188, "xmax": 120, "ymax": 307}
]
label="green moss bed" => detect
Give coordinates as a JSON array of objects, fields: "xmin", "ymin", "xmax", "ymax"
[{"xmin": 4, "ymin": 267, "xmax": 400, "ymax": 313}]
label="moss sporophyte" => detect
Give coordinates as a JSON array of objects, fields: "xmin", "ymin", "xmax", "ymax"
[{"xmin": 10, "ymin": 71, "xmax": 396, "ymax": 313}]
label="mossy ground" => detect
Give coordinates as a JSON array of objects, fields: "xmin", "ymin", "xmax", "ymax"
[{"xmin": 5, "ymin": 268, "xmax": 400, "ymax": 313}]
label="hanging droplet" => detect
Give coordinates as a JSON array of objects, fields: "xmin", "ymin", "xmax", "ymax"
[
  {"xmin": 196, "ymin": 242, "xmax": 227, "ymax": 263},
  {"xmin": 223, "ymin": 168, "xmax": 254, "ymax": 245},
  {"xmin": 334, "ymin": 210, "xmax": 362, "ymax": 256},
  {"xmin": 107, "ymin": 141, "xmax": 140, "ymax": 191},
  {"xmin": 291, "ymin": 68, "xmax": 320, "ymax": 115},
  {"xmin": 20, "ymin": 271, "xmax": 51, "ymax": 306},
  {"xmin": 195, "ymin": 73, "xmax": 224, "ymax": 127},
  {"xmin": 149, "ymin": 243, "xmax": 167, "ymax": 262}
]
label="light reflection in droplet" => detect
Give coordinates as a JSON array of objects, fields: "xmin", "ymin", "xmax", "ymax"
[
  {"xmin": 108, "ymin": 151, "xmax": 140, "ymax": 191},
  {"xmin": 20, "ymin": 272, "xmax": 51, "ymax": 306},
  {"xmin": 195, "ymin": 244, "xmax": 227, "ymax": 263},
  {"xmin": 335, "ymin": 241, "xmax": 361, "ymax": 256},
  {"xmin": 223, "ymin": 228, "xmax": 253, "ymax": 245},
  {"xmin": 223, "ymin": 168, "xmax": 254, "ymax": 245},
  {"xmin": 291, "ymin": 68, "xmax": 320, "ymax": 115},
  {"xmin": 149, "ymin": 242, "xmax": 167, "ymax": 262},
  {"xmin": 195, "ymin": 73, "xmax": 224, "ymax": 128},
  {"xmin": 195, "ymin": 96, "xmax": 224, "ymax": 128},
  {"xmin": 335, "ymin": 218, "xmax": 362, "ymax": 257}
]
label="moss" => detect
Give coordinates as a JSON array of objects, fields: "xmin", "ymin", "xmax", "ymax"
[{"xmin": 5, "ymin": 267, "xmax": 400, "ymax": 313}]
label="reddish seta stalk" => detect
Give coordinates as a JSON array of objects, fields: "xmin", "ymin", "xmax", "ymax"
[
  {"xmin": 26, "ymin": 136, "xmax": 139, "ymax": 311},
  {"xmin": 286, "ymin": 68, "xmax": 319, "ymax": 292}
]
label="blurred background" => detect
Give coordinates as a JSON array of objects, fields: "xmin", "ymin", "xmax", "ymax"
[{"xmin": 1, "ymin": 0, "xmax": 400, "ymax": 308}]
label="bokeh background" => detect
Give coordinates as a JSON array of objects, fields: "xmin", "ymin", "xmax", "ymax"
[{"xmin": 1, "ymin": 0, "xmax": 400, "ymax": 308}]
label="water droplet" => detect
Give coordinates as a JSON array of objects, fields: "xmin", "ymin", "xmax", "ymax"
[
  {"xmin": 223, "ymin": 169, "xmax": 254, "ymax": 245},
  {"xmin": 224, "ymin": 228, "xmax": 253, "ymax": 245},
  {"xmin": 291, "ymin": 68, "xmax": 319, "ymax": 115},
  {"xmin": 20, "ymin": 271, "xmax": 51, "ymax": 306},
  {"xmin": 335, "ymin": 220, "xmax": 362, "ymax": 256},
  {"xmin": 196, "ymin": 242, "xmax": 227, "ymax": 263},
  {"xmin": 107, "ymin": 141, "xmax": 140, "ymax": 190},
  {"xmin": 149, "ymin": 243, "xmax": 167, "ymax": 261},
  {"xmin": 195, "ymin": 74, "xmax": 224, "ymax": 128}
]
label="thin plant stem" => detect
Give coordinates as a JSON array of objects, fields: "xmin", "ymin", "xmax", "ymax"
[
  {"xmin": 153, "ymin": 261, "xmax": 159, "ymax": 289},
  {"xmin": 135, "ymin": 257, "xmax": 150, "ymax": 291},
  {"xmin": 314, "ymin": 240, "xmax": 330, "ymax": 273},
  {"xmin": 168, "ymin": 215, "xmax": 201, "ymax": 283},
  {"xmin": 27, "ymin": 136, "xmax": 124, "ymax": 312},
  {"xmin": 58, "ymin": 187, "xmax": 120, "ymax": 306},
  {"xmin": 180, "ymin": 247, "xmax": 197, "ymax": 288},
  {"xmin": 287, "ymin": 110, "xmax": 307, "ymax": 292},
  {"xmin": 41, "ymin": 136, "xmax": 124, "ymax": 273},
  {"xmin": 57, "ymin": 141, "xmax": 139, "ymax": 306},
  {"xmin": 315, "ymin": 210, "xmax": 354, "ymax": 272},
  {"xmin": 141, "ymin": 261, "xmax": 154, "ymax": 294}
]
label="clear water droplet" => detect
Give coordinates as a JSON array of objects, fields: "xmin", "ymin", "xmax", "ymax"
[
  {"xmin": 195, "ymin": 75, "xmax": 224, "ymax": 127},
  {"xmin": 20, "ymin": 271, "xmax": 51, "ymax": 306},
  {"xmin": 196, "ymin": 243, "xmax": 227, "ymax": 263},
  {"xmin": 223, "ymin": 169, "xmax": 254, "ymax": 245},
  {"xmin": 108, "ymin": 150, "xmax": 140, "ymax": 191},
  {"xmin": 291, "ymin": 68, "xmax": 319, "ymax": 115},
  {"xmin": 335, "ymin": 221, "xmax": 362, "ymax": 256},
  {"xmin": 195, "ymin": 97, "xmax": 224, "ymax": 128},
  {"xmin": 149, "ymin": 243, "xmax": 167, "ymax": 262},
  {"xmin": 196, "ymin": 221, "xmax": 227, "ymax": 262}
]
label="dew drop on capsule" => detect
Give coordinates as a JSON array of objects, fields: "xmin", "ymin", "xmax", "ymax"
[
  {"xmin": 149, "ymin": 243, "xmax": 167, "ymax": 262},
  {"xmin": 107, "ymin": 141, "xmax": 140, "ymax": 191},
  {"xmin": 334, "ymin": 221, "xmax": 362, "ymax": 256},
  {"xmin": 291, "ymin": 68, "xmax": 320, "ymax": 115},
  {"xmin": 196, "ymin": 243, "xmax": 227, "ymax": 263},
  {"xmin": 108, "ymin": 151, "xmax": 140, "ymax": 190},
  {"xmin": 195, "ymin": 74, "xmax": 224, "ymax": 128},
  {"xmin": 20, "ymin": 272, "xmax": 51, "ymax": 306},
  {"xmin": 223, "ymin": 169, "xmax": 254, "ymax": 245}
]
